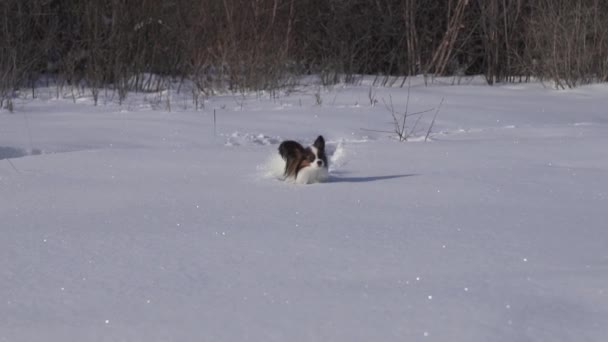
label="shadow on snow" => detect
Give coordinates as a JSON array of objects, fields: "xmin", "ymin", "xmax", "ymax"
[{"xmin": 328, "ymin": 174, "xmax": 419, "ymax": 183}]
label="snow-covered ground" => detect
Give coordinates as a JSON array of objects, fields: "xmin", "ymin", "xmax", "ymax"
[{"xmin": 1, "ymin": 77, "xmax": 607, "ymax": 342}]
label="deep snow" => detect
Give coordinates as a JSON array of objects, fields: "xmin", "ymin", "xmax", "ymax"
[{"xmin": 1, "ymin": 77, "xmax": 607, "ymax": 342}]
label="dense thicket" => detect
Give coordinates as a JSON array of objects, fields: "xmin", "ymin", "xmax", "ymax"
[{"xmin": 1, "ymin": 0, "xmax": 607, "ymax": 104}]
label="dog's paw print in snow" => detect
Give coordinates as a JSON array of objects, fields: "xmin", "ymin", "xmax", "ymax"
[{"xmin": 224, "ymin": 132, "xmax": 281, "ymax": 147}]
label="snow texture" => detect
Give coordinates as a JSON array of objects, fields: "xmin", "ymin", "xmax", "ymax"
[{"xmin": 1, "ymin": 77, "xmax": 608, "ymax": 342}]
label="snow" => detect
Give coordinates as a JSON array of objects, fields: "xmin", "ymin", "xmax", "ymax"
[{"xmin": 1, "ymin": 77, "xmax": 608, "ymax": 341}]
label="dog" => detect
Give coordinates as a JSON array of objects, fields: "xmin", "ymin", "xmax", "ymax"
[{"xmin": 278, "ymin": 135, "xmax": 329, "ymax": 184}]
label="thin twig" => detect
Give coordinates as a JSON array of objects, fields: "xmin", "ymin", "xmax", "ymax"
[
  {"xmin": 409, "ymin": 108, "xmax": 435, "ymax": 136},
  {"xmin": 382, "ymin": 95, "xmax": 402, "ymax": 140},
  {"xmin": 408, "ymin": 108, "xmax": 435, "ymax": 116},
  {"xmin": 409, "ymin": 112, "xmax": 425, "ymax": 137},
  {"xmin": 401, "ymin": 78, "xmax": 412, "ymax": 141},
  {"xmin": 6, "ymin": 159, "xmax": 20, "ymax": 174},
  {"xmin": 425, "ymin": 97, "xmax": 445, "ymax": 142}
]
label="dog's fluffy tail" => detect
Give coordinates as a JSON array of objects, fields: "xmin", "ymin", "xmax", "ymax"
[{"xmin": 278, "ymin": 140, "xmax": 304, "ymax": 161}]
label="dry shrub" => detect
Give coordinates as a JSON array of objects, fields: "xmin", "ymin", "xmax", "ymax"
[{"xmin": 1, "ymin": 0, "xmax": 607, "ymax": 106}]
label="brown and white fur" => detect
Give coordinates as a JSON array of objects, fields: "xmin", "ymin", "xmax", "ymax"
[{"xmin": 278, "ymin": 135, "xmax": 329, "ymax": 184}]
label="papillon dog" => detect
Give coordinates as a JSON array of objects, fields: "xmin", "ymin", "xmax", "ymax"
[{"xmin": 278, "ymin": 135, "xmax": 329, "ymax": 184}]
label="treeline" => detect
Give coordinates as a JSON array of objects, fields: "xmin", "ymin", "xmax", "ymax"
[{"xmin": 2, "ymin": 0, "xmax": 608, "ymax": 104}]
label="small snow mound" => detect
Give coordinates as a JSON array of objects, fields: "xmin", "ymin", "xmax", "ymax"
[
  {"xmin": 224, "ymin": 132, "xmax": 281, "ymax": 147},
  {"xmin": 328, "ymin": 140, "xmax": 347, "ymax": 172},
  {"xmin": 258, "ymin": 153, "xmax": 287, "ymax": 180},
  {"xmin": 404, "ymin": 135, "xmax": 428, "ymax": 143}
]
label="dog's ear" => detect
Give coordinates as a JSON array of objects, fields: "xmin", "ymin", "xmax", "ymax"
[
  {"xmin": 313, "ymin": 135, "xmax": 325, "ymax": 150},
  {"xmin": 279, "ymin": 140, "xmax": 306, "ymax": 161}
]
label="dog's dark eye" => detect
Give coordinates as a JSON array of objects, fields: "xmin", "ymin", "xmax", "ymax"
[{"xmin": 308, "ymin": 155, "xmax": 315, "ymax": 162}]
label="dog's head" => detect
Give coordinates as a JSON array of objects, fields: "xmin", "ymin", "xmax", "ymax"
[
  {"xmin": 303, "ymin": 135, "xmax": 328, "ymax": 169},
  {"xmin": 278, "ymin": 135, "xmax": 328, "ymax": 183}
]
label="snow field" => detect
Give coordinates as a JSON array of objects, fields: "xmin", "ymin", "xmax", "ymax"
[{"xmin": 1, "ymin": 77, "xmax": 608, "ymax": 341}]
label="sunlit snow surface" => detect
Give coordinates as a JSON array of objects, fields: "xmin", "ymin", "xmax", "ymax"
[{"xmin": 1, "ymin": 77, "xmax": 607, "ymax": 341}]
